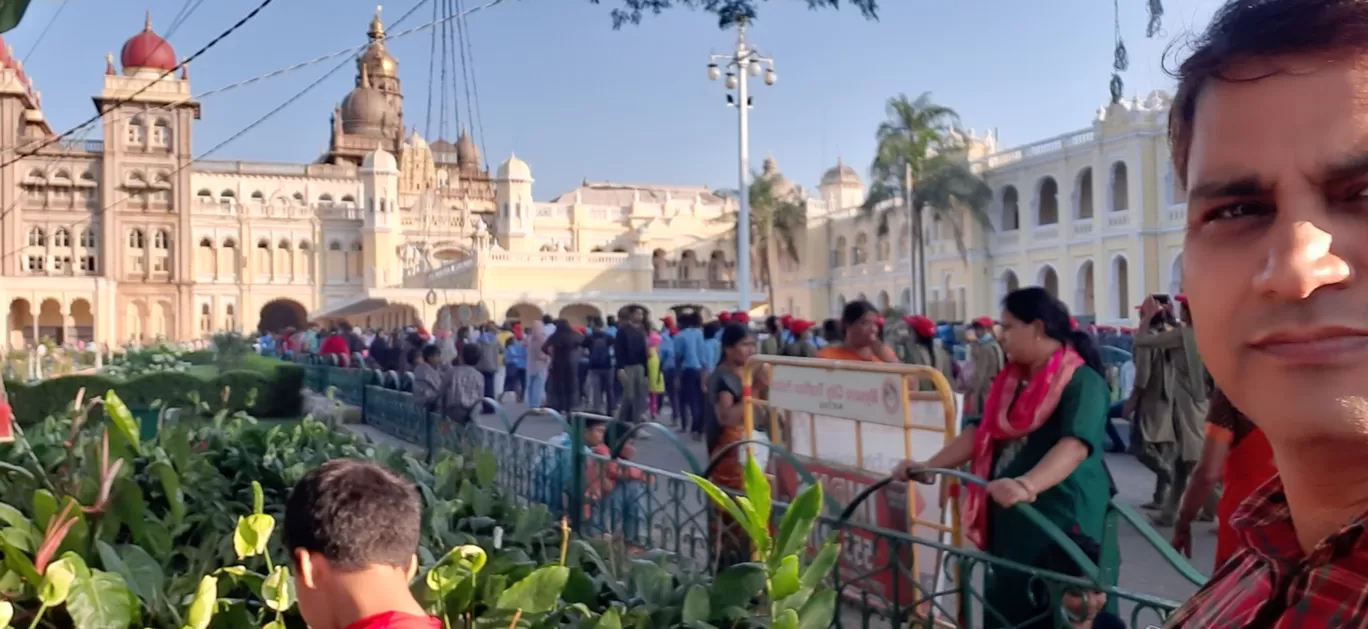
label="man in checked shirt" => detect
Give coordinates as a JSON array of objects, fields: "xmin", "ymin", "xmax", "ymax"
[{"xmin": 1166, "ymin": 0, "xmax": 1368, "ymax": 626}]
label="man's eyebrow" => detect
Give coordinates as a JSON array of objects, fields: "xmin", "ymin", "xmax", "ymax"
[
  {"xmin": 1322, "ymin": 151, "xmax": 1368, "ymax": 183},
  {"xmin": 1187, "ymin": 175, "xmax": 1266, "ymax": 202}
]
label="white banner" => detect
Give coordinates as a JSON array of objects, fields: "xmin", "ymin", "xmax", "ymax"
[{"xmin": 767, "ymin": 364, "xmax": 905, "ymax": 426}]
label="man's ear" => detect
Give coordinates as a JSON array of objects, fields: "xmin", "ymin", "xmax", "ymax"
[{"xmin": 296, "ymin": 550, "xmax": 319, "ymax": 589}]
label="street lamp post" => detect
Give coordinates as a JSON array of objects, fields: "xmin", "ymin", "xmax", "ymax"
[{"xmin": 708, "ymin": 19, "xmax": 776, "ymax": 314}]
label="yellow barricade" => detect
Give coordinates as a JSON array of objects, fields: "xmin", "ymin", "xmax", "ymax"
[{"xmin": 741, "ymin": 355, "xmax": 961, "ymax": 620}]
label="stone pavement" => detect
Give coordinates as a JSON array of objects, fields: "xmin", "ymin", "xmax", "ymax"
[{"xmin": 344, "ymin": 398, "xmax": 1212, "ymax": 619}]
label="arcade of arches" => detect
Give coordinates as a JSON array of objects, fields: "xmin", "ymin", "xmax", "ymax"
[{"xmin": 8, "ymin": 297, "xmax": 98, "ymax": 346}]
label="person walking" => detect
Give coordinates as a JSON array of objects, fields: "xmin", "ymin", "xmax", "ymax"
[
  {"xmin": 614, "ymin": 306, "xmax": 651, "ymax": 426},
  {"xmin": 524, "ymin": 321, "xmax": 550, "ymax": 409},
  {"xmin": 673, "ymin": 312, "xmax": 708, "ymax": 439},
  {"xmin": 582, "ymin": 319, "xmax": 616, "ymax": 414},
  {"xmin": 543, "ymin": 321, "xmax": 583, "ymax": 417}
]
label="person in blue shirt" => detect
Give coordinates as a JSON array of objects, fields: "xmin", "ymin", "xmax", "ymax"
[
  {"xmin": 672, "ymin": 312, "xmax": 709, "ymax": 439},
  {"xmin": 703, "ymin": 321, "xmax": 722, "ymax": 373},
  {"xmin": 502, "ymin": 337, "xmax": 527, "ymax": 403}
]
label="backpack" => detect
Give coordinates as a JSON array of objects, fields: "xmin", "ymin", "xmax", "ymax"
[{"xmin": 588, "ymin": 334, "xmax": 612, "ymax": 368}]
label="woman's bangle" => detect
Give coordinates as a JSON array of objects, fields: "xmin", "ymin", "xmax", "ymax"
[{"xmin": 1013, "ymin": 477, "xmax": 1039, "ymax": 502}]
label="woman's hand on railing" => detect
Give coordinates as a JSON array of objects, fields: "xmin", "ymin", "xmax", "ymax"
[{"xmin": 892, "ymin": 459, "xmax": 934, "ymax": 484}]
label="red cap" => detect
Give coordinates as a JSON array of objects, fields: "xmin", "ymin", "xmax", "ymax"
[
  {"xmin": 1119, "ymin": 327, "xmax": 1134, "ymax": 334},
  {"xmin": 718, "ymin": 312, "xmax": 733, "ymax": 323},
  {"xmin": 1174, "ymin": 294, "xmax": 1189, "ymax": 305},
  {"xmin": 780, "ymin": 314, "xmax": 794, "ymax": 324},
  {"xmin": 790, "ymin": 320, "xmax": 814, "ymax": 335},
  {"xmin": 904, "ymin": 315, "xmax": 936, "ymax": 339},
  {"xmin": 734, "ymin": 311, "xmax": 751, "ymax": 324},
  {"xmin": 973, "ymin": 316, "xmax": 994, "ymax": 329}
]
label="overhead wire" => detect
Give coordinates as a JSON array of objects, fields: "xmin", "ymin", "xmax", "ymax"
[
  {"xmin": 0, "ymin": 0, "xmax": 279, "ymax": 168},
  {"xmin": 3, "ymin": 0, "xmax": 507, "ymax": 155},
  {"xmin": 446, "ymin": 0, "xmax": 462, "ymax": 137},
  {"xmin": 20, "ymin": 0, "xmax": 74, "ymax": 64},
  {"xmin": 423, "ymin": 0, "xmax": 438, "ymax": 138},
  {"xmin": 3, "ymin": 0, "xmax": 446, "ymax": 265},
  {"xmin": 455, "ymin": 0, "xmax": 487, "ymax": 166}
]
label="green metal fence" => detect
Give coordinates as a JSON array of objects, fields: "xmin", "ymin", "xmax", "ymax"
[{"xmin": 303, "ymin": 363, "xmax": 1198, "ymax": 628}]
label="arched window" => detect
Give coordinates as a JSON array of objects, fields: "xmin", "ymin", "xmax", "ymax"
[
  {"xmin": 277, "ymin": 239, "xmax": 291, "ymax": 250},
  {"xmin": 298, "ymin": 241, "xmax": 311, "ymax": 251},
  {"xmin": 852, "ymin": 233, "xmax": 868, "ymax": 266},
  {"xmin": 257, "ymin": 239, "xmax": 270, "ymax": 250},
  {"xmin": 1075, "ymin": 168, "xmax": 1094, "ymax": 219},
  {"xmin": 79, "ymin": 229, "xmax": 97, "ymax": 248},
  {"xmin": 1037, "ymin": 177, "xmax": 1059, "ymax": 225},
  {"xmin": 27, "ymin": 226, "xmax": 45, "ymax": 247},
  {"xmin": 126, "ymin": 171, "xmax": 146, "ymax": 187},
  {"xmin": 53, "ymin": 228, "xmax": 70, "ymax": 247},
  {"xmin": 223, "ymin": 238, "xmax": 237, "ymax": 248},
  {"xmin": 128, "ymin": 229, "xmax": 145, "ymax": 249},
  {"xmin": 127, "ymin": 118, "xmax": 145, "ymax": 145},
  {"xmin": 832, "ymin": 236, "xmax": 847, "ymax": 267},
  {"xmin": 328, "ymin": 241, "xmax": 342, "ymax": 251},
  {"xmin": 292, "ymin": 192, "xmax": 305, "ymax": 204},
  {"xmin": 1110, "ymin": 162, "xmax": 1130, "ymax": 212},
  {"xmin": 197, "ymin": 189, "xmax": 213, "ymax": 200},
  {"xmin": 52, "ymin": 169, "xmax": 71, "ymax": 183},
  {"xmin": 152, "ymin": 119, "xmax": 172, "ymax": 148},
  {"xmin": 153, "ymin": 229, "xmax": 170, "ymax": 249},
  {"xmin": 319, "ymin": 194, "xmax": 334, "ymax": 206},
  {"xmin": 250, "ymin": 191, "xmax": 265, "ymax": 202},
  {"xmin": 341, "ymin": 194, "xmax": 356, "ymax": 205},
  {"xmin": 1001, "ymin": 186, "xmax": 1020, "ymax": 230},
  {"xmin": 220, "ymin": 190, "xmax": 236, "ymax": 199},
  {"xmin": 199, "ymin": 237, "xmax": 214, "ymax": 248},
  {"xmin": 26, "ymin": 168, "xmax": 45, "ymax": 184}
]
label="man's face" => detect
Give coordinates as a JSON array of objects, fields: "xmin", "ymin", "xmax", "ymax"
[
  {"xmin": 1183, "ymin": 54, "xmax": 1368, "ymax": 442},
  {"xmin": 585, "ymin": 423, "xmax": 606, "ymax": 448}
]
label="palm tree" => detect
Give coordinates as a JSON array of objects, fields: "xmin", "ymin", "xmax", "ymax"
[
  {"xmin": 861, "ymin": 92, "xmax": 992, "ymax": 316},
  {"xmin": 713, "ymin": 167, "xmax": 807, "ymax": 311}
]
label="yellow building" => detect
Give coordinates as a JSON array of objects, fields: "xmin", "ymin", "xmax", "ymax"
[
  {"xmin": 774, "ymin": 90, "xmax": 1185, "ymax": 326},
  {"xmin": 1, "ymin": 11, "xmax": 747, "ymax": 347}
]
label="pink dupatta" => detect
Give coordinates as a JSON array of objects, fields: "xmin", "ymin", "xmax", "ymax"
[{"xmin": 963, "ymin": 346, "xmax": 1084, "ymax": 549}]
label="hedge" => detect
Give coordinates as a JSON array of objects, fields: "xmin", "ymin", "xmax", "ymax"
[{"xmin": 5, "ymin": 362, "xmax": 304, "ymax": 426}]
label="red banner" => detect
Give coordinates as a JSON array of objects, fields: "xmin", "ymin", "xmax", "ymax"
[{"xmin": 771, "ymin": 455, "xmax": 928, "ymax": 609}]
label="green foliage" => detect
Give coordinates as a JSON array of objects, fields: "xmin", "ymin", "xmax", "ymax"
[
  {"xmin": 3, "ymin": 361, "xmax": 303, "ymax": 426},
  {"xmin": 102, "ymin": 344, "xmax": 193, "ymax": 380},
  {"xmin": 210, "ymin": 332, "xmax": 253, "ymax": 373}
]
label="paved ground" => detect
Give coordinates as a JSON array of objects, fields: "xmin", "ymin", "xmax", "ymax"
[{"xmin": 344, "ymin": 398, "xmax": 1212, "ymax": 625}]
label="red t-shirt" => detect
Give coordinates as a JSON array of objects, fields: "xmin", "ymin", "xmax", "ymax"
[{"xmin": 343, "ymin": 612, "xmax": 440, "ymax": 629}]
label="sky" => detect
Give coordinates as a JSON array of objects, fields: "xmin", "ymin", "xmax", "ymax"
[{"xmin": 5, "ymin": 0, "xmax": 1224, "ymax": 200}]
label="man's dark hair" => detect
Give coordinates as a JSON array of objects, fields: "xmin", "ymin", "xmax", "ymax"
[
  {"xmin": 421, "ymin": 345, "xmax": 441, "ymax": 361},
  {"xmin": 542, "ymin": 314, "xmax": 553, "ymax": 325},
  {"xmin": 1167, "ymin": 0, "xmax": 1368, "ymax": 188},
  {"xmin": 283, "ymin": 459, "xmax": 421, "ymax": 569},
  {"xmin": 841, "ymin": 300, "xmax": 878, "ymax": 327},
  {"xmin": 460, "ymin": 343, "xmax": 483, "ymax": 366}
]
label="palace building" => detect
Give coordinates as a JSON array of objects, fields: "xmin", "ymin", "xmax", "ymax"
[{"xmin": 1, "ymin": 11, "xmax": 750, "ymax": 346}]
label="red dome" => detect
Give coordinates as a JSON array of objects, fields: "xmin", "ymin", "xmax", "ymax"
[{"xmin": 120, "ymin": 14, "xmax": 176, "ymax": 72}]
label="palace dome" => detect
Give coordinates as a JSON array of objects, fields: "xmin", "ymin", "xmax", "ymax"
[
  {"xmin": 455, "ymin": 129, "xmax": 480, "ymax": 166},
  {"xmin": 340, "ymin": 67, "xmax": 399, "ymax": 138},
  {"xmin": 362, "ymin": 144, "xmax": 398, "ymax": 172},
  {"xmin": 497, "ymin": 153, "xmax": 531, "ymax": 181},
  {"xmin": 821, "ymin": 160, "xmax": 861, "ymax": 187},
  {"xmin": 121, "ymin": 12, "xmax": 177, "ymax": 72}
]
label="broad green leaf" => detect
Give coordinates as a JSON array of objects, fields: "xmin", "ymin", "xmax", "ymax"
[
  {"xmin": 184, "ymin": 575, "xmax": 217, "ymax": 629},
  {"xmin": 684, "ymin": 473, "xmax": 766, "ymax": 552},
  {"xmin": 0, "ymin": 504, "xmax": 29, "ymax": 530},
  {"xmin": 38, "ymin": 556, "xmax": 77, "ymax": 606},
  {"xmin": 103, "ymin": 391, "xmax": 142, "ymax": 455},
  {"xmin": 0, "ymin": 526, "xmax": 34, "ymax": 553},
  {"xmin": 262, "ymin": 620, "xmax": 286, "ymax": 629},
  {"xmin": 215, "ymin": 566, "xmax": 266, "ymax": 598},
  {"xmin": 586, "ymin": 607, "xmax": 622, "ymax": 629},
  {"xmin": 741, "ymin": 452, "xmax": 771, "ymax": 531},
  {"xmin": 769, "ymin": 555, "xmax": 801, "ymax": 600},
  {"xmin": 32, "ymin": 489, "xmax": 57, "ymax": 531},
  {"xmin": 801, "ymin": 542, "xmax": 840, "ymax": 589},
  {"xmin": 682, "ymin": 584, "xmax": 711, "ymax": 623},
  {"xmin": 795, "ymin": 589, "xmax": 837, "ymax": 629},
  {"xmin": 732, "ymin": 497, "xmax": 768, "ymax": 555},
  {"xmin": 0, "ymin": 600, "xmax": 12, "ymax": 628},
  {"xmin": 494, "ymin": 565, "xmax": 569, "ymax": 614},
  {"xmin": 773, "ymin": 608, "xmax": 800, "ymax": 629},
  {"xmin": 232, "ymin": 514, "xmax": 274, "ymax": 559},
  {"xmin": 147, "ymin": 461, "xmax": 184, "ymax": 526},
  {"xmin": 772, "ymin": 482, "xmax": 824, "ymax": 569},
  {"xmin": 66, "ymin": 570, "xmax": 137, "ymax": 629},
  {"xmin": 262, "ymin": 566, "xmax": 293, "ymax": 612},
  {"xmin": 708, "ymin": 563, "xmax": 766, "ymax": 612},
  {"xmin": 95, "ymin": 542, "xmax": 164, "ymax": 609},
  {"xmin": 2, "ymin": 540, "xmax": 38, "ymax": 585},
  {"xmin": 474, "ymin": 449, "xmax": 496, "ymax": 487},
  {"xmin": 109, "ymin": 479, "xmax": 146, "ymax": 542}
]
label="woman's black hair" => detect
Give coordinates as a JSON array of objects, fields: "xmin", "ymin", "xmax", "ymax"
[
  {"xmin": 764, "ymin": 315, "xmax": 780, "ymax": 334},
  {"xmin": 460, "ymin": 343, "xmax": 483, "ymax": 366},
  {"xmin": 1001, "ymin": 287, "xmax": 1105, "ymax": 375},
  {"xmin": 821, "ymin": 318, "xmax": 841, "ymax": 342},
  {"xmin": 841, "ymin": 299, "xmax": 878, "ymax": 328},
  {"xmin": 703, "ymin": 320, "xmax": 721, "ymax": 339},
  {"xmin": 718, "ymin": 322, "xmax": 751, "ymax": 367}
]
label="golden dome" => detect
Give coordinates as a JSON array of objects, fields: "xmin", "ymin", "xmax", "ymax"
[{"xmin": 357, "ymin": 8, "xmax": 398, "ymax": 80}]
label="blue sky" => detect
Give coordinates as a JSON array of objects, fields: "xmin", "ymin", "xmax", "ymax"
[{"xmin": 7, "ymin": 0, "xmax": 1222, "ymax": 200}]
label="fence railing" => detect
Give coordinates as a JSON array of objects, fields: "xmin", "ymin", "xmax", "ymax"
[{"xmin": 300, "ymin": 361, "xmax": 1196, "ymax": 629}]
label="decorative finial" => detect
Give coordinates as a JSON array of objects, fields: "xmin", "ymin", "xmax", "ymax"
[
  {"xmin": 105, "ymin": 53, "xmax": 115, "ymax": 76},
  {"xmin": 360, "ymin": 63, "xmax": 370, "ymax": 88},
  {"xmin": 144, "ymin": 9, "xmax": 152, "ymax": 32},
  {"xmin": 180, "ymin": 60, "xmax": 188, "ymax": 80}
]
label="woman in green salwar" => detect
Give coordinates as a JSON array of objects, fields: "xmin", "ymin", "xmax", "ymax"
[{"xmin": 895, "ymin": 287, "xmax": 1112, "ymax": 629}]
